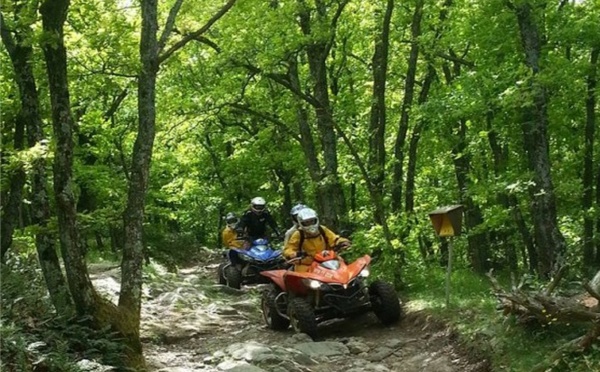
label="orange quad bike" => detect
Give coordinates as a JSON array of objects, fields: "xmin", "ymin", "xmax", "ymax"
[{"xmin": 259, "ymin": 248, "xmax": 402, "ymax": 338}]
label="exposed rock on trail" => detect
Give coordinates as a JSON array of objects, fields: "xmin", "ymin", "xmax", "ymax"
[{"xmin": 88, "ymin": 259, "xmax": 489, "ymax": 372}]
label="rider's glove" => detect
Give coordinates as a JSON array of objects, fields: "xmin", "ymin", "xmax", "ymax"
[{"xmin": 338, "ymin": 241, "xmax": 352, "ymax": 250}]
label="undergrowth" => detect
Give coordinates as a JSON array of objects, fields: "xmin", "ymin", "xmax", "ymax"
[
  {"xmin": 401, "ymin": 261, "xmax": 600, "ymax": 372},
  {"xmin": 1, "ymin": 250, "xmax": 125, "ymax": 371}
]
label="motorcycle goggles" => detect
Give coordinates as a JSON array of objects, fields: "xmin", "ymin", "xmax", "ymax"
[
  {"xmin": 252, "ymin": 204, "xmax": 266, "ymax": 211},
  {"xmin": 226, "ymin": 217, "xmax": 239, "ymax": 224},
  {"xmin": 300, "ymin": 218, "xmax": 318, "ymax": 227}
]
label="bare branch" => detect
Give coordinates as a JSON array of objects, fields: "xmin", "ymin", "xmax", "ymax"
[
  {"xmin": 103, "ymin": 87, "xmax": 130, "ymax": 121},
  {"xmin": 435, "ymin": 51, "xmax": 475, "ymax": 68},
  {"xmin": 544, "ymin": 265, "xmax": 568, "ymax": 296},
  {"xmin": 325, "ymin": 0, "xmax": 350, "ymax": 52},
  {"xmin": 333, "ymin": 119, "xmax": 374, "ymax": 189},
  {"xmin": 228, "ymin": 103, "xmax": 301, "ymax": 142},
  {"xmin": 233, "ymin": 60, "xmax": 321, "ymax": 108},
  {"xmin": 191, "ymin": 35, "xmax": 220, "ymax": 53},
  {"xmin": 158, "ymin": 0, "xmax": 237, "ymax": 64},
  {"xmin": 158, "ymin": 0, "xmax": 185, "ymax": 53},
  {"xmin": 0, "ymin": 13, "xmax": 17, "ymax": 56}
]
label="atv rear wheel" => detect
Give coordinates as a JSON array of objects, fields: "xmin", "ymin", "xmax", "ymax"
[
  {"xmin": 369, "ymin": 280, "xmax": 402, "ymax": 325},
  {"xmin": 224, "ymin": 265, "xmax": 242, "ymax": 289},
  {"xmin": 261, "ymin": 286, "xmax": 290, "ymax": 330},
  {"xmin": 288, "ymin": 297, "xmax": 317, "ymax": 339},
  {"xmin": 217, "ymin": 263, "xmax": 227, "ymax": 285}
]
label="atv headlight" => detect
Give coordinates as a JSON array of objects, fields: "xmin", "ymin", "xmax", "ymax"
[
  {"xmin": 302, "ymin": 278, "xmax": 322, "ymax": 289},
  {"xmin": 359, "ymin": 268, "xmax": 370, "ymax": 277}
]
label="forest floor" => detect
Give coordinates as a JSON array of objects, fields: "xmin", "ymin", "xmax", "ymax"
[{"xmin": 88, "ymin": 251, "xmax": 492, "ymax": 372}]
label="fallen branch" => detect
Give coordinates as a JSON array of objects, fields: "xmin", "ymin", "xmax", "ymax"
[{"xmin": 488, "ymin": 268, "xmax": 600, "ymax": 367}]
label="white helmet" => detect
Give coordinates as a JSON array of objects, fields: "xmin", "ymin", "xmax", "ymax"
[
  {"xmin": 290, "ymin": 203, "xmax": 307, "ymax": 225},
  {"xmin": 225, "ymin": 212, "xmax": 238, "ymax": 229},
  {"xmin": 251, "ymin": 197, "xmax": 266, "ymax": 214},
  {"xmin": 297, "ymin": 208, "xmax": 319, "ymax": 236}
]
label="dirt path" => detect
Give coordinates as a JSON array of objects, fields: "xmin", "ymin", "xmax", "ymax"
[{"xmin": 89, "ymin": 256, "xmax": 490, "ymax": 372}]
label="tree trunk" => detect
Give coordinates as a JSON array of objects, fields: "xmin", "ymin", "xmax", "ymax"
[
  {"xmin": 597, "ymin": 158, "xmax": 600, "ymax": 265},
  {"xmin": 391, "ymin": 0, "xmax": 424, "ymax": 212},
  {"xmin": 117, "ymin": 0, "xmax": 160, "ymax": 368},
  {"xmin": 39, "ymin": 2, "xmax": 137, "ymax": 369},
  {"xmin": 0, "ymin": 14, "xmax": 26, "ymax": 263},
  {"xmin": 452, "ymin": 118, "xmax": 489, "ymax": 273},
  {"xmin": 40, "ymin": 0, "xmax": 97, "ymax": 316},
  {"xmin": 0, "ymin": 113, "xmax": 26, "ymax": 263},
  {"xmin": 2, "ymin": 9, "xmax": 72, "ymax": 312},
  {"xmin": 287, "ymin": 55, "xmax": 325, "ymax": 210},
  {"xmin": 486, "ymin": 113, "xmax": 521, "ymax": 272},
  {"xmin": 368, "ymin": 0, "xmax": 393, "ymax": 203},
  {"xmin": 405, "ymin": 64, "xmax": 436, "ymax": 213},
  {"xmin": 297, "ymin": 0, "xmax": 348, "ymax": 229},
  {"xmin": 583, "ymin": 47, "xmax": 598, "ymax": 269},
  {"xmin": 512, "ymin": 2, "xmax": 567, "ymax": 277}
]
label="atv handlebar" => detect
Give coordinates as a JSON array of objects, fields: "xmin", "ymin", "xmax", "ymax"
[
  {"xmin": 333, "ymin": 242, "xmax": 352, "ymax": 252},
  {"xmin": 284, "ymin": 251, "xmax": 307, "ymax": 265}
]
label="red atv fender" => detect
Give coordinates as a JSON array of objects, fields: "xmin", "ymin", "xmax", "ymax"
[
  {"xmin": 260, "ymin": 255, "xmax": 372, "ymax": 295},
  {"xmin": 260, "ymin": 269, "xmax": 288, "ymax": 290}
]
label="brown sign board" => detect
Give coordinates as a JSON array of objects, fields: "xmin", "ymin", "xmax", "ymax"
[{"xmin": 428, "ymin": 205, "xmax": 464, "ymax": 237}]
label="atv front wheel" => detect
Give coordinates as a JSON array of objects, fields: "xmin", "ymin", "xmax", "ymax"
[
  {"xmin": 261, "ymin": 286, "xmax": 290, "ymax": 330},
  {"xmin": 224, "ymin": 265, "xmax": 242, "ymax": 289},
  {"xmin": 369, "ymin": 280, "xmax": 402, "ymax": 325},
  {"xmin": 288, "ymin": 297, "xmax": 317, "ymax": 339},
  {"xmin": 217, "ymin": 263, "xmax": 227, "ymax": 285}
]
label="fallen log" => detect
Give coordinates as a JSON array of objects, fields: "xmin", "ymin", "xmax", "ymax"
[
  {"xmin": 488, "ymin": 267, "xmax": 600, "ymax": 370},
  {"xmin": 488, "ymin": 267, "xmax": 600, "ymax": 326}
]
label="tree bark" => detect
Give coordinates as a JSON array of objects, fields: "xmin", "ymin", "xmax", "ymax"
[
  {"xmin": 287, "ymin": 55, "xmax": 326, "ymax": 210},
  {"xmin": 296, "ymin": 0, "xmax": 348, "ymax": 229},
  {"xmin": 117, "ymin": 0, "xmax": 160, "ymax": 368},
  {"xmin": 39, "ymin": 2, "xmax": 134, "ymax": 369},
  {"xmin": 405, "ymin": 64, "xmax": 436, "ymax": 213},
  {"xmin": 583, "ymin": 47, "xmax": 598, "ymax": 269},
  {"xmin": 0, "ymin": 13, "xmax": 26, "ymax": 263},
  {"xmin": 391, "ymin": 0, "xmax": 424, "ymax": 212},
  {"xmin": 486, "ymin": 113, "xmax": 525, "ymax": 272},
  {"xmin": 40, "ymin": 0, "xmax": 98, "ymax": 316},
  {"xmin": 0, "ymin": 113, "xmax": 26, "ymax": 263},
  {"xmin": 1, "ymin": 8, "xmax": 72, "ymax": 313},
  {"xmin": 511, "ymin": 2, "xmax": 567, "ymax": 277},
  {"xmin": 368, "ymin": 0, "xmax": 393, "ymax": 203},
  {"xmin": 452, "ymin": 118, "xmax": 489, "ymax": 273}
]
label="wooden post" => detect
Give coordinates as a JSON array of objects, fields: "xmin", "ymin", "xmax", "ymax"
[
  {"xmin": 446, "ymin": 237, "xmax": 453, "ymax": 307},
  {"xmin": 428, "ymin": 205, "xmax": 464, "ymax": 308}
]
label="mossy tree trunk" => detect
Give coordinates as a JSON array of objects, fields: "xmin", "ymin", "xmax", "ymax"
[
  {"xmin": 1, "ymin": 8, "xmax": 72, "ymax": 313},
  {"xmin": 118, "ymin": 0, "xmax": 159, "ymax": 345},
  {"xmin": 40, "ymin": 0, "xmax": 146, "ymax": 368}
]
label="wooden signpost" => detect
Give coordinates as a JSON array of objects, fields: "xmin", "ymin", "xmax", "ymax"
[{"xmin": 428, "ymin": 205, "xmax": 464, "ymax": 308}]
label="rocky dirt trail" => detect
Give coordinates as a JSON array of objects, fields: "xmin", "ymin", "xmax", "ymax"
[{"xmin": 88, "ymin": 253, "xmax": 490, "ymax": 372}]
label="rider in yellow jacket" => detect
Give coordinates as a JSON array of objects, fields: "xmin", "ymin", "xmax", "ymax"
[
  {"xmin": 283, "ymin": 208, "xmax": 350, "ymax": 272},
  {"xmin": 222, "ymin": 212, "xmax": 244, "ymax": 249}
]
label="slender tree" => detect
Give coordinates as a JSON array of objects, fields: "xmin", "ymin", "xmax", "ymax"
[
  {"xmin": 583, "ymin": 46, "xmax": 598, "ymax": 268},
  {"xmin": 508, "ymin": 0, "xmax": 567, "ymax": 277}
]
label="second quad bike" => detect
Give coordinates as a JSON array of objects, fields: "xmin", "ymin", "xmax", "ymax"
[
  {"xmin": 217, "ymin": 238, "xmax": 287, "ymax": 289},
  {"xmin": 259, "ymin": 248, "xmax": 402, "ymax": 338}
]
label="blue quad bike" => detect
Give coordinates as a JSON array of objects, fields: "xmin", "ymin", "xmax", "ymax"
[{"xmin": 217, "ymin": 238, "xmax": 287, "ymax": 289}]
